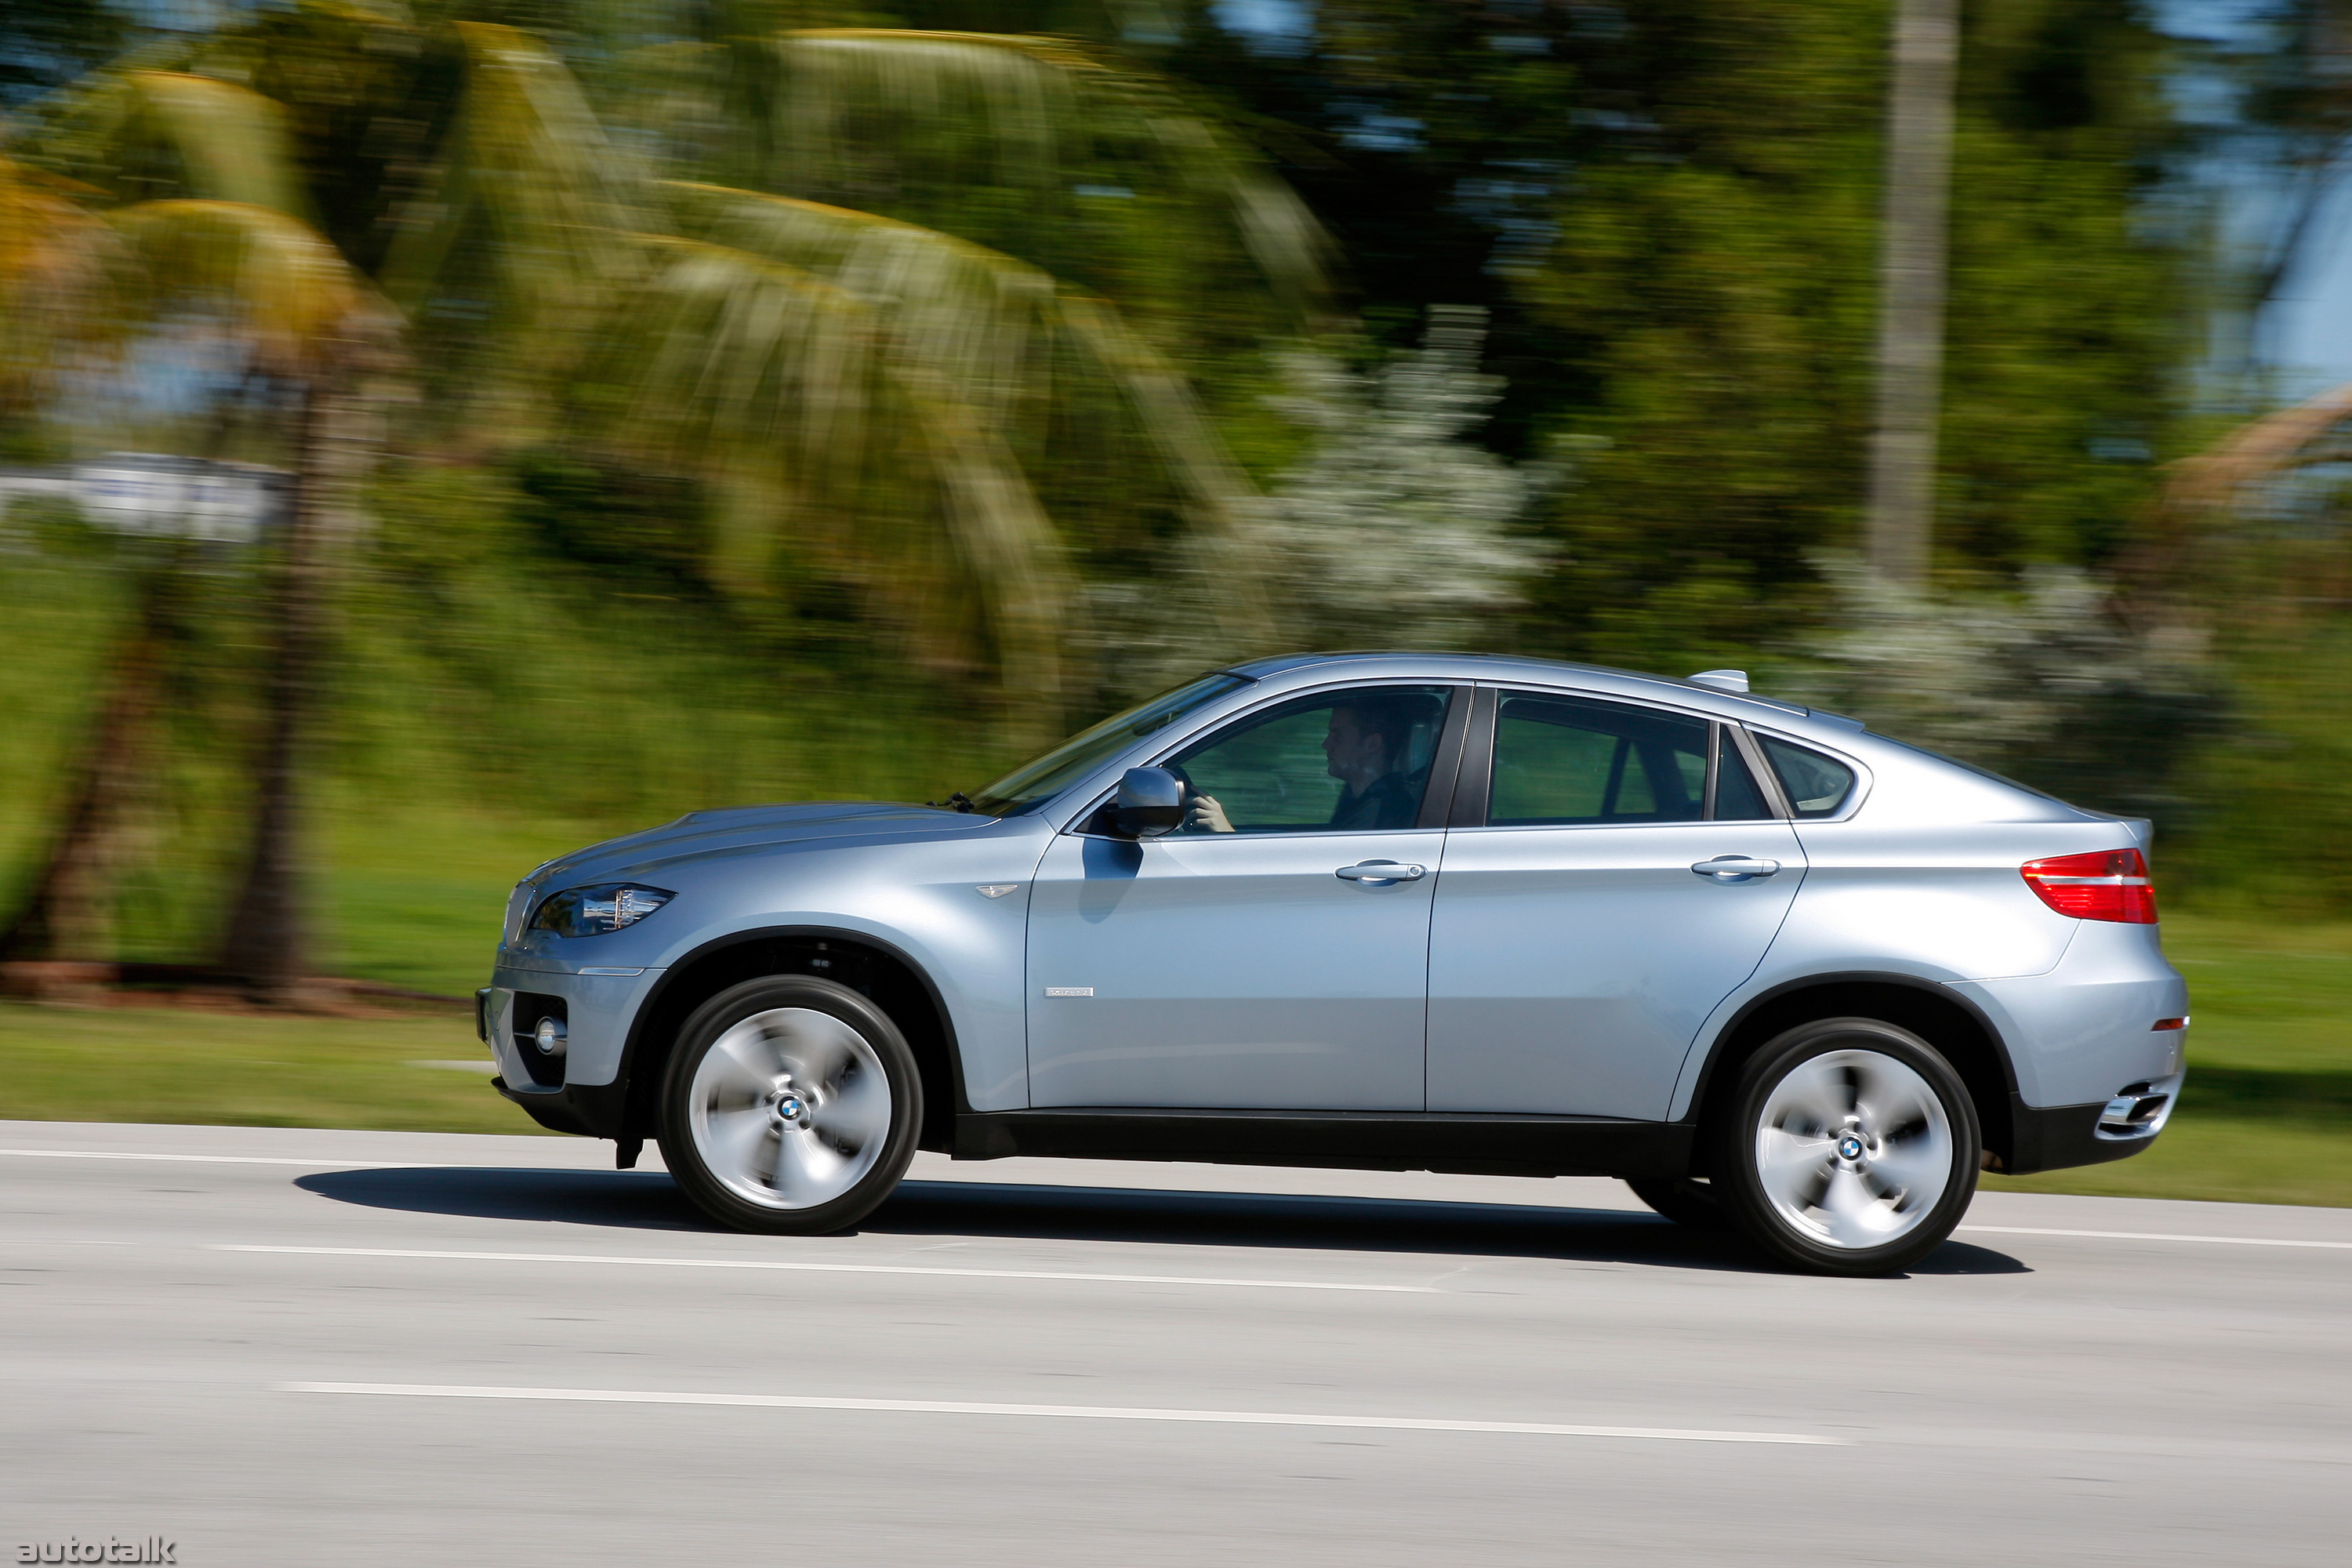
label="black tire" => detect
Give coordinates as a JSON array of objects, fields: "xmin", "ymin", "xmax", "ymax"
[
  {"xmin": 1624, "ymin": 1176, "xmax": 1730, "ymax": 1232},
  {"xmin": 657, "ymin": 975, "xmax": 923, "ymax": 1235},
  {"xmin": 1711, "ymin": 1018, "xmax": 1980, "ymax": 1277}
]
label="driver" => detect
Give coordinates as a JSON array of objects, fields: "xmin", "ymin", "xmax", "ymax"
[{"xmin": 1185, "ymin": 695, "xmax": 1423, "ymax": 833}]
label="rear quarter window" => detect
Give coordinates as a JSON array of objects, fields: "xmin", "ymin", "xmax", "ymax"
[{"xmin": 1759, "ymin": 737, "xmax": 1857, "ymax": 818}]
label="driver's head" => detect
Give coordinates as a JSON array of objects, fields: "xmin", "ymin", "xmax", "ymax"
[{"xmin": 1323, "ymin": 695, "xmax": 1416, "ymax": 788}]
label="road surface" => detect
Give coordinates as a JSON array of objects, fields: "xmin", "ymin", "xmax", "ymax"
[{"xmin": 3, "ymin": 1118, "xmax": 2347, "ymax": 1565}]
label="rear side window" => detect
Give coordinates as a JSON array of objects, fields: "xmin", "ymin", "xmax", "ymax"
[
  {"xmin": 1490, "ymin": 695, "xmax": 1709, "ymax": 826},
  {"xmin": 1759, "ymin": 737, "xmax": 1856, "ymax": 817}
]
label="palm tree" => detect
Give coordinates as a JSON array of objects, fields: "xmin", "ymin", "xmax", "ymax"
[
  {"xmin": 2126, "ymin": 379, "xmax": 2352, "ymax": 632},
  {"xmin": 0, "ymin": 175, "xmax": 393, "ymax": 1000},
  {"xmin": 0, "ymin": 155, "xmax": 125, "ymax": 979},
  {"xmin": 2, "ymin": 150, "xmax": 385, "ymax": 992},
  {"xmin": 1864, "ymin": 0, "xmax": 1961, "ymax": 587},
  {"xmin": 5, "ymin": 9, "xmax": 1330, "ymax": 997},
  {"xmin": 5, "ymin": 67, "xmax": 397, "ymax": 1000},
  {"xmin": 414, "ymin": 22, "xmax": 1321, "ymax": 705}
]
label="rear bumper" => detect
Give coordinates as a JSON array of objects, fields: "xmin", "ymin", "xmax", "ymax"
[{"xmin": 1998, "ymin": 1092, "xmax": 2167, "ymax": 1175}]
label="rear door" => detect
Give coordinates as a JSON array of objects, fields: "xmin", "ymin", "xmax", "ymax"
[{"xmin": 1426, "ymin": 688, "xmax": 1806, "ymax": 1119}]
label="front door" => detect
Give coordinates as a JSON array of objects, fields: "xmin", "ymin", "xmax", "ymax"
[
  {"xmin": 1427, "ymin": 690, "xmax": 1806, "ymax": 1119},
  {"xmin": 1025, "ymin": 684, "xmax": 1458, "ymax": 1110}
]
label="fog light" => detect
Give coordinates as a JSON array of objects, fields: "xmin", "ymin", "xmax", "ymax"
[{"xmin": 534, "ymin": 1016, "xmax": 568, "ymax": 1057}]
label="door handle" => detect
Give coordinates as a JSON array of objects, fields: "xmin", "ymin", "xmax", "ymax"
[
  {"xmin": 1336, "ymin": 861, "xmax": 1426, "ymax": 884},
  {"xmin": 1691, "ymin": 855, "xmax": 1780, "ymax": 881}
]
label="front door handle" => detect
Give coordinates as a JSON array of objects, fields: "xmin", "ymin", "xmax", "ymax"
[
  {"xmin": 1336, "ymin": 860, "xmax": 1426, "ymax": 884},
  {"xmin": 1692, "ymin": 855, "xmax": 1780, "ymax": 882}
]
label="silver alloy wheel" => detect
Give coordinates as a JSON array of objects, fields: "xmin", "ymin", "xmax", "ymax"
[
  {"xmin": 1753, "ymin": 1047, "xmax": 1955, "ymax": 1250},
  {"xmin": 688, "ymin": 1007, "xmax": 893, "ymax": 1210}
]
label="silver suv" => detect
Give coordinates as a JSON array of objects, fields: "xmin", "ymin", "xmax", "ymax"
[{"xmin": 479, "ymin": 653, "xmax": 2187, "ymax": 1275}]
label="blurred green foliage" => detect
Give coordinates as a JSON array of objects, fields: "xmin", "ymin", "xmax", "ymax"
[
  {"xmin": 1146, "ymin": 0, "xmax": 2198, "ymax": 667},
  {"xmin": 1, "ymin": 0, "xmax": 2347, "ymax": 978}
]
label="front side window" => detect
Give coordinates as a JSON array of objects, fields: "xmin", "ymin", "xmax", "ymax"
[
  {"xmin": 1167, "ymin": 686, "xmax": 1454, "ymax": 834},
  {"xmin": 1488, "ymin": 694, "xmax": 1711, "ymax": 826}
]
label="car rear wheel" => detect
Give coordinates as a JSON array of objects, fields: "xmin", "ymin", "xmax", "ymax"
[
  {"xmin": 658, "ymin": 976, "xmax": 922, "ymax": 1235},
  {"xmin": 1714, "ymin": 1018, "xmax": 1979, "ymax": 1276}
]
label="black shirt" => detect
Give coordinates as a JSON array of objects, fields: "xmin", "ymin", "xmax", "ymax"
[{"xmin": 1327, "ymin": 768, "xmax": 1423, "ymax": 832}]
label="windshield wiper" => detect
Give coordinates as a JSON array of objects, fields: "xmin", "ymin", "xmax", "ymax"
[{"xmin": 928, "ymin": 790, "xmax": 978, "ymax": 814}]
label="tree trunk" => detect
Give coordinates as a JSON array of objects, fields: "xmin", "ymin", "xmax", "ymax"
[
  {"xmin": 0, "ymin": 565, "xmax": 179, "ymax": 977},
  {"xmin": 216, "ymin": 373, "xmax": 369, "ymax": 1004},
  {"xmin": 1864, "ymin": 0, "xmax": 1960, "ymax": 586}
]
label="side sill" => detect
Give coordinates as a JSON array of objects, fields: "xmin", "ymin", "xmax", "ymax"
[
  {"xmin": 953, "ymin": 1109, "xmax": 1693, "ymax": 1181},
  {"xmin": 1995, "ymin": 1094, "xmax": 2160, "ymax": 1176},
  {"xmin": 491, "ymin": 1075, "xmax": 626, "ymax": 1140}
]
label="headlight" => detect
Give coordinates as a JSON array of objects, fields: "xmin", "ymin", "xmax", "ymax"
[
  {"xmin": 503, "ymin": 881, "xmax": 535, "ymax": 944},
  {"xmin": 528, "ymin": 884, "xmax": 676, "ymax": 938}
]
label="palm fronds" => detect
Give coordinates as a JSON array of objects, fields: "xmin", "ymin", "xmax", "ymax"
[
  {"xmin": 605, "ymin": 227, "xmax": 1074, "ymax": 702},
  {"xmin": 652, "ymin": 182, "xmax": 1273, "ymax": 670},
  {"xmin": 0, "ymin": 156, "xmax": 119, "ymax": 413},
  {"xmin": 612, "ymin": 28, "xmax": 1332, "ymax": 327},
  {"xmin": 36, "ymin": 69, "xmax": 311, "ymax": 218},
  {"xmin": 379, "ymin": 22, "xmax": 644, "ymax": 339},
  {"xmin": 108, "ymin": 199, "xmax": 392, "ymax": 376}
]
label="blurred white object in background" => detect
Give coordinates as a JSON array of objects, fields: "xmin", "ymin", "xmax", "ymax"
[{"xmin": 0, "ymin": 453, "xmax": 287, "ymax": 544}]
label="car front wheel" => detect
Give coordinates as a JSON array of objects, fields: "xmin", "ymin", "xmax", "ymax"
[
  {"xmin": 1714, "ymin": 1018, "xmax": 1980, "ymax": 1276},
  {"xmin": 658, "ymin": 976, "xmax": 922, "ymax": 1235}
]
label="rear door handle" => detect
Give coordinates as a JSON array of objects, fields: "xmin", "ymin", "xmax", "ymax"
[
  {"xmin": 1336, "ymin": 861, "xmax": 1426, "ymax": 883},
  {"xmin": 1692, "ymin": 855, "xmax": 1780, "ymax": 881}
]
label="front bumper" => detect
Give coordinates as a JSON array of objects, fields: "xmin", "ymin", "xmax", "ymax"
[
  {"xmin": 492, "ymin": 1073, "xmax": 633, "ymax": 1138},
  {"xmin": 482, "ymin": 962, "xmax": 665, "ymax": 1139}
]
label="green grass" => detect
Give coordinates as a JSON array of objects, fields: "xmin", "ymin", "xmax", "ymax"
[{"xmin": 0, "ymin": 999, "xmax": 546, "ymax": 1135}]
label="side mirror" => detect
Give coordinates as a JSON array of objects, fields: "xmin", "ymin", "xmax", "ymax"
[{"xmin": 1112, "ymin": 767, "xmax": 1185, "ymax": 838}]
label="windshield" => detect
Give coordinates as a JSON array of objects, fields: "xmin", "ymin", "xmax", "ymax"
[{"xmin": 964, "ymin": 673, "xmax": 1253, "ymax": 815}]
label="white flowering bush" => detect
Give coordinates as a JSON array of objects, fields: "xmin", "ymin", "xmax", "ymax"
[
  {"xmin": 1250, "ymin": 304, "xmax": 1553, "ymax": 650},
  {"xmin": 1074, "ymin": 305, "xmax": 1554, "ymax": 702},
  {"xmin": 1777, "ymin": 553, "xmax": 2221, "ymax": 818}
]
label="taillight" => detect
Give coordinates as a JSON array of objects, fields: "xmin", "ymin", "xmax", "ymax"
[{"xmin": 2020, "ymin": 848, "xmax": 2158, "ymax": 924}]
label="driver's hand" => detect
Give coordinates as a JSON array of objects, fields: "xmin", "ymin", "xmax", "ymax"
[{"xmin": 1185, "ymin": 793, "xmax": 1235, "ymax": 833}]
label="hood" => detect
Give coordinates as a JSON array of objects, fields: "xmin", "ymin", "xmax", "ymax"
[{"xmin": 523, "ymin": 801, "xmax": 995, "ymax": 890}]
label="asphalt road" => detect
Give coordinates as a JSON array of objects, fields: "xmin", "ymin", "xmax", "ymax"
[{"xmin": 3, "ymin": 1118, "xmax": 2348, "ymax": 1566}]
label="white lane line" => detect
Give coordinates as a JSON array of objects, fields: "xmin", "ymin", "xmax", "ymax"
[
  {"xmin": 280, "ymin": 1381, "xmax": 1838, "ymax": 1445},
  {"xmin": 1959, "ymin": 1225, "xmax": 2352, "ymax": 1251},
  {"xmin": 217, "ymin": 1244, "xmax": 1434, "ymax": 1294},
  {"xmin": 0, "ymin": 1149, "xmax": 453, "ymax": 1170}
]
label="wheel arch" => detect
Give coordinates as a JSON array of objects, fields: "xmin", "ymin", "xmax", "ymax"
[
  {"xmin": 619, "ymin": 926, "xmax": 968, "ymax": 1152},
  {"xmin": 1683, "ymin": 973, "xmax": 2020, "ymax": 1171}
]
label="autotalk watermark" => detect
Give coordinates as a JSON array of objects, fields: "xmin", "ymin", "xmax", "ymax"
[{"xmin": 16, "ymin": 1541, "xmax": 175, "ymax": 1564}]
